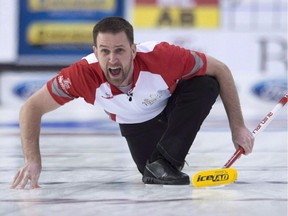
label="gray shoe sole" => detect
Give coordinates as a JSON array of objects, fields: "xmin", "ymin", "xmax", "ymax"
[{"xmin": 142, "ymin": 175, "xmax": 190, "ymax": 185}]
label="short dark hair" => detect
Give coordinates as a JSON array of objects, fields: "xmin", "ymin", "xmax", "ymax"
[{"xmin": 93, "ymin": 17, "xmax": 134, "ymax": 46}]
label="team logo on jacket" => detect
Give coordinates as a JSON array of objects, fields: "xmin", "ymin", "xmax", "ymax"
[
  {"xmin": 58, "ymin": 75, "xmax": 71, "ymax": 95},
  {"xmin": 142, "ymin": 93, "xmax": 162, "ymax": 106}
]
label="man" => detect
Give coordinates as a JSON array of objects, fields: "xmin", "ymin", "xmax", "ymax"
[{"xmin": 11, "ymin": 17, "xmax": 254, "ymax": 189}]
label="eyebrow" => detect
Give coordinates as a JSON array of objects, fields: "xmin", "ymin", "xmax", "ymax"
[{"xmin": 98, "ymin": 44, "xmax": 126, "ymax": 48}]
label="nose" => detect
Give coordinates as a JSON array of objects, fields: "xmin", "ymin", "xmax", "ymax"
[{"xmin": 108, "ymin": 53, "xmax": 118, "ymax": 64}]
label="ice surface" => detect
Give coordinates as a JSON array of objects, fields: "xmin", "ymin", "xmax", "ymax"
[{"xmin": 0, "ymin": 107, "xmax": 287, "ymax": 216}]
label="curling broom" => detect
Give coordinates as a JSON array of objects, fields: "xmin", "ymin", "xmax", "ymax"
[{"xmin": 192, "ymin": 93, "xmax": 288, "ymax": 188}]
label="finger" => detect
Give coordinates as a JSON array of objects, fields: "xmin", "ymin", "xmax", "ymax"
[
  {"xmin": 250, "ymin": 136, "xmax": 255, "ymax": 151},
  {"xmin": 246, "ymin": 138, "xmax": 254, "ymax": 154},
  {"xmin": 19, "ymin": 175, "xmax": 29, "ymax": 190},
  {"xmin": 241, "ymin": 144, "xmax": 250, "ymax": 155},
  {"xmin": 10, "ymin": 171, "xmax": 20, "ymax": 189},
  {"xmin": 241, "ymin": 136, "xmax": 254, "ymax": 155},
  {"xmin": 243, "ymin": 143, "xmax": 252, "ymax": 155},
  {"xmin": 243, "ymin": 148, "xmax": 250, "ymax": 155},
  {"xmin": 30, "ymin": 176, "xmax": 40, "ymax": 190},
  {"xmin": 30, "ymin": 183, "xmax": 41, "ymax": 190},
  {"xmin": 10, "ymin": 171, "xmax": 23, "ymax": 189}
]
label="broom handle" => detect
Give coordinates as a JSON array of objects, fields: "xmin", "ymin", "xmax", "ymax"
[{"xmin": 224, "ymin": 93, "xmax": 288, "ymax": 168}]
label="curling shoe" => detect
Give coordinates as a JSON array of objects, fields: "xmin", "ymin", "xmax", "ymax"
[{"xmin": 142, "ymin": 158, "xmax": 190, "ymax": 185}]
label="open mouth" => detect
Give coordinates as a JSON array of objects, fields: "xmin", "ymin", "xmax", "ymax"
[{"xmin": 109, "ymin": 67, "xmax": 122, "ymax": 76}]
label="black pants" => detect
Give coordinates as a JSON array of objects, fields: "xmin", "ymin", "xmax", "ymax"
[{"xmin": 119, "ymin": 76, "xmax": 220, "ymax": 174}]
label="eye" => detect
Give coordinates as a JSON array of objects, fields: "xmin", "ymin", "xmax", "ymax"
[
  {"xmin": 115, "ymin": 48, "xmax": 125, "ymax": 54},
  {"xmin": 101, "ymin": 49, "xmax": 110, "ymax": 55}
]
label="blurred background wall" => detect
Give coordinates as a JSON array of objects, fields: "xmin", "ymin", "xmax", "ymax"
[{"xmin": 0, "ymin": 0, "xmax": 287, "ymax": 119}]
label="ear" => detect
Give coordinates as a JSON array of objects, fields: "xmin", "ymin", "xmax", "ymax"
[{"xmin": 131, "ymin": 44, "xmax": 137, "ymax": 59}]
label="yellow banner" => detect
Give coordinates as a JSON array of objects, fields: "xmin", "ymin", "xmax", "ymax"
[
  {"xmin": 28, "ymin": 0, "xmax": 115, "ymax": 11},
  {"xmin": 27, "ymin": 22, "xmax": 95, "ymax": 45},
  {"xmin": 133, "ymin": 6, "xmax": 219, "ymax": 28},
  {"xmin": 194, "ymin": 6, "xmax": 219, "ymax": 28}
]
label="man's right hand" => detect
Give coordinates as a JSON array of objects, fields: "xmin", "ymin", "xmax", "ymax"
[
  {"xmin": 10, "ymin": 161, "xmax": 41, "ymax": 190},
  {"xmin": 10, "ymin": 85, "xmax": 61, "ymax": 190}
]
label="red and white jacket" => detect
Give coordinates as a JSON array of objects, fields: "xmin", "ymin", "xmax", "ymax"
[{"xmin": 47, "ymin": 41, "xmax": 207, "ymax": 123}]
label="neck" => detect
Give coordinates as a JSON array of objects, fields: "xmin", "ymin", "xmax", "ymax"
[{"xmin": 120, "ymin": 66, "xmax": 134, "ymax": 87}]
